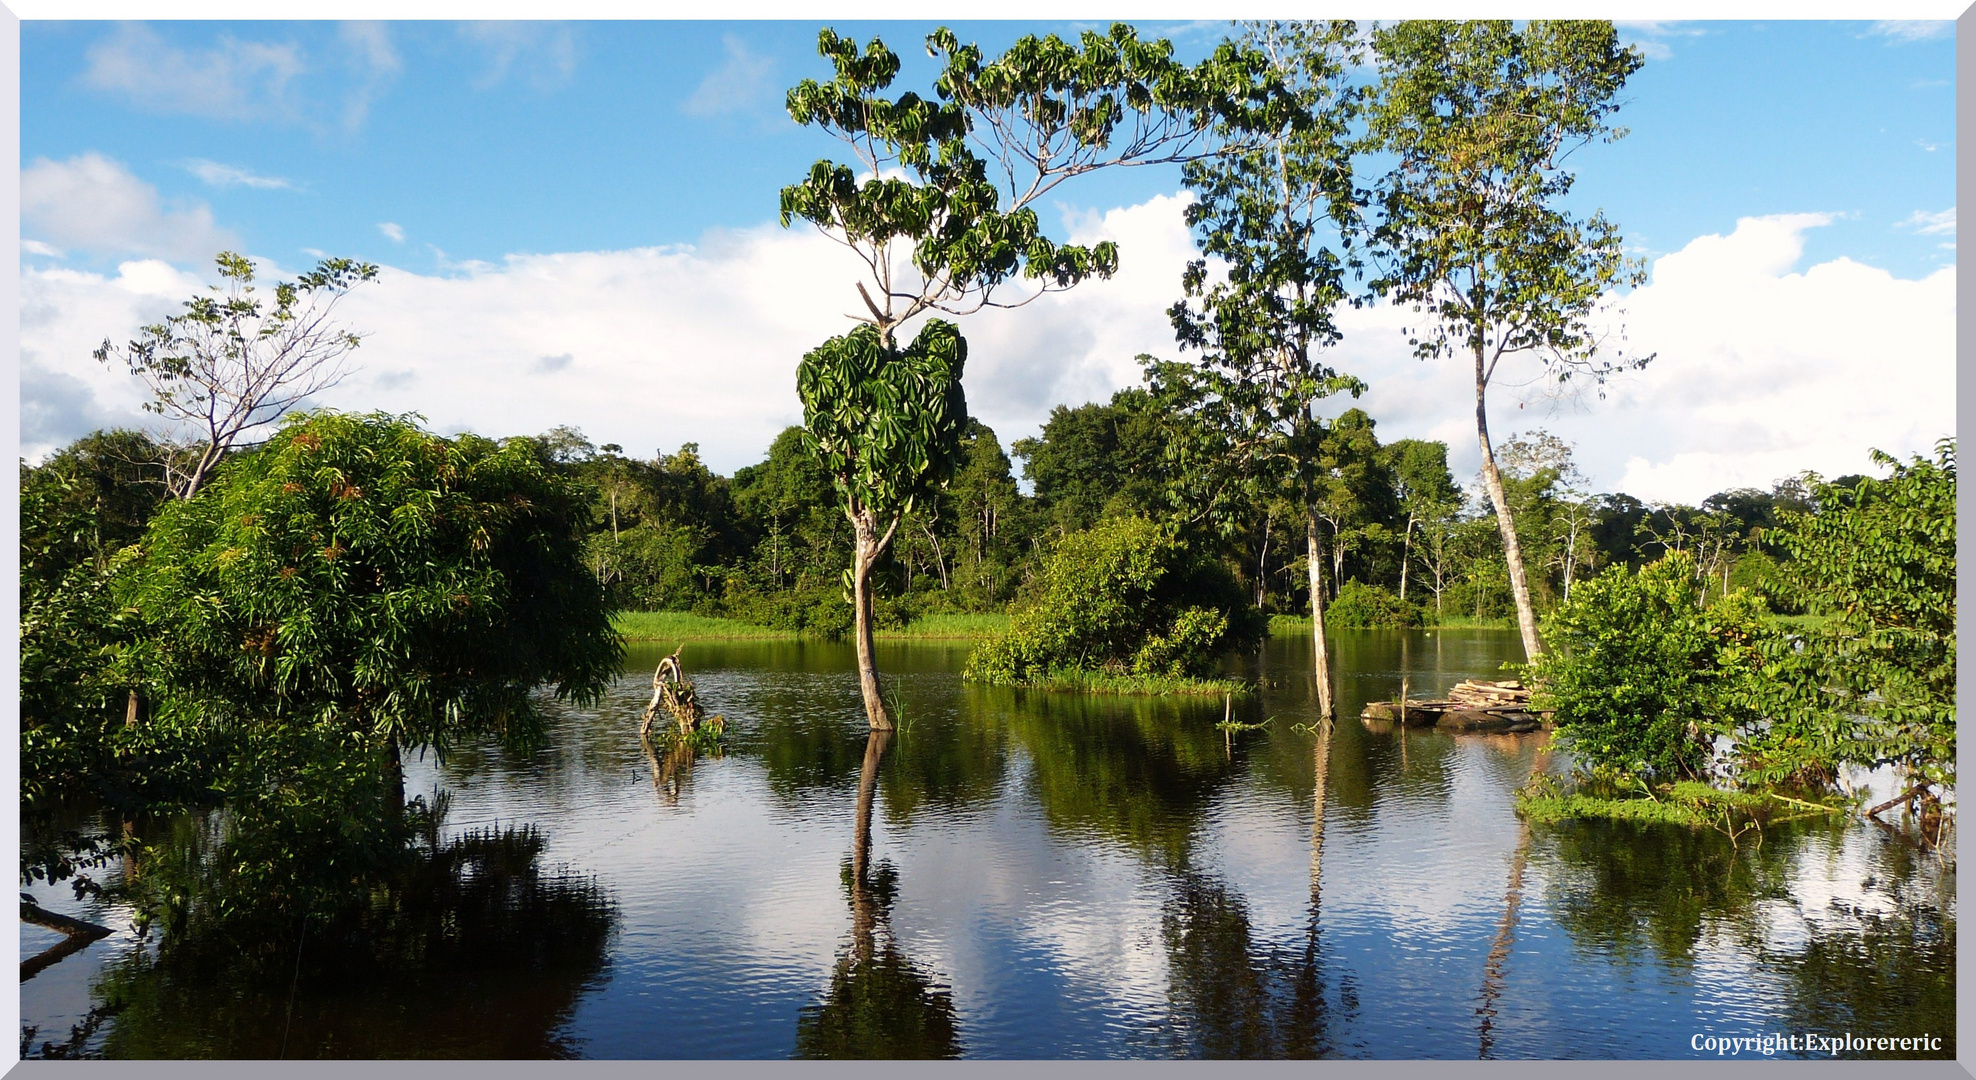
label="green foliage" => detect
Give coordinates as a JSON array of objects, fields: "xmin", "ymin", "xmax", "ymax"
[
  {"xmin": 965, "ymin": 516, "xmax": 1264, "ymax": 686},
  {"xmin": 1325, "ymin": 580, "xmax": 1420, "ymax": 628},
  {"xmin": 1746, "ymin": 441, "xmax": 1956, "ymax": 791},
  {"xmin": 797, "ymin": 321, "xmax": 970, "ymax": 519},
  {"xmin": 1011, "ymin": 389, "xmax": 1175, "ymax": 533},
  {"xmin": 20, "ymin": 429, "xmax": 172, "ymax": 599},
  {"xmin": 121, "ymin": 411, "xmax": 622, "ymax": 757},
  {"xmin": 1528, "ymin": 553, "xmax": 1777, "ymax": 781}
]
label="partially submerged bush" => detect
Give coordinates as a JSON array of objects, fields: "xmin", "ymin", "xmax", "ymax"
[
  {"xmin": 1326, "ymin": 580, "xmax": 1421, "ymax": 628},
  {"xmin": 1527, "ymin": 552, "xmax": 1777, "ymax": 782},
  {"xmin": 964, "ymin": 516, "xmax": 1263, "ymax": 687}
]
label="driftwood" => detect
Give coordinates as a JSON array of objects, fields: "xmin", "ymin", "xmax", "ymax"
[
  {"xmin": 20, "ymin": 900, "xmax": 112, "ymax": 983},
  {"xmin": 1361, "ymin": 681, "xmax": 1546, "ymax": 735},
  {"xmin": 640, "ymin": 646, "xmax": 726, "ymax": 739}
]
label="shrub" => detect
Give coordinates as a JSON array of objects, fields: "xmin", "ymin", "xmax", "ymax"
[
  {"xmin": 1527, "ymin": 552, "xmax": 1777, "ymax": 782},
  {"xmin": 1325, "ymin": 580, "xmax": 1421, "ymax": 627},
  {"xmin": 964, "ymin": 516, "xmax": 1263, "ymax": 685}
]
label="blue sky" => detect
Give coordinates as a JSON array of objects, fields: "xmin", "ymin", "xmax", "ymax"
[
  {"xmin": 22, "ymin": 20, "xmax": 1954, "ymax": 277},
  {"xmin": 18, "ymin": 19, "xmax": 1958, "ymax": 502}
]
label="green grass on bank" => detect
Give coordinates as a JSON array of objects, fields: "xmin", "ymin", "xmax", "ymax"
[
  {"xmin": 613, "ymin": 610, "xmax": 1010, "ymax": 642},
  {"xmin": 883, "ymin": 613, "xmax": 1011, "ymax": 638},
  {"xmin": 1268, "ymin": 613, "xmax": 1512, "ymax": 634},
  {"xmin": 1516, "ymin": 778, "xmax": 1845, "ymax": 829}
]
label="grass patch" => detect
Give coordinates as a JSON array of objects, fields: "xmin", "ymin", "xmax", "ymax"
[
  {"xmin": 1269, "ymin": 612, "xmax": 1511, "ymax": 634},
  {"xmin": 1765, "ymin": 613, "xmax": 1835, "ymax": 631},
  {"xmin": 1517, "ymin": 776, "xmax": 1845, "ymax": 829},
  {"xmin": 614, "ymin": 611, "xmax": 796, "ymax": 641},
  {"xmin": 975, "ymin": 666, "xmax": 1248, "ymax": 696},
  {"xmin": 878, "ymin": 612, "xmax": 1010, "ymax": 639}
]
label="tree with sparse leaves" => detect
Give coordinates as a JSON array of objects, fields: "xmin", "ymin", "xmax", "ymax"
[
  {"xmin": 1367, "ymin": 20, "xmax": 1650, "ymax": 661},
  {"xmin": 95, "ymin": 251, "xmax": 379, "ymax": 499}
]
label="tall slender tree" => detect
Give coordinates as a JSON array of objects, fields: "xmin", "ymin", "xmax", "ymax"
[
  {"xmin": 1367, "ymin": 20, "xmax": 1649, "ymax": 660},
  {"xmin": 1152, "ymin": 20, "xmax": 1365, "ymax": 718},
  {"xmin": 782, "ymin": 26, "xmax": 1253, "ymax": 728}
]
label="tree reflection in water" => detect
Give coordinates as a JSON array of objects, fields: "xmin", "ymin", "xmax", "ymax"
[
  {"xmin": 793, "ymin": 730, "xmax": 963, "ymax": 1059},
  {"xmin": 1540, "ymin": 817, "xmax": 1955, "ymax": 1059},
  {"xmin": 44, "ymin": 801, "xmax": 618, "ymax": 1059},
  {"xmin": 1157, "ymin": 717, "xmax": 1345, "ymax": 1059}
]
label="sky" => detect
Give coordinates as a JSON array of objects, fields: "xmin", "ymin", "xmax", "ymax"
[{"xmin": 17, "ymin": 18, "xmax": 1958, "ymax": 504}]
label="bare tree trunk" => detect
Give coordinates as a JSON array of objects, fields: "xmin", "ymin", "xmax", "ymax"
[
  {"xmin": 1306, "ymin": 511, "xmax": 1335, "ymax": 720},
  {"xmin": 1256, "ymin": 508, "xmax": 1273, "ymax": 609},
  {"xmin": 1474, "ymin": 346, "xmax": 1543, "ymax": 660},
  {"xmin": 1399, "ymin": 514, "xmax": 1415, "ymax": 603},
  {"xmin": 850, "ymin": 510, "xmax": 895, "ymax": 731}
]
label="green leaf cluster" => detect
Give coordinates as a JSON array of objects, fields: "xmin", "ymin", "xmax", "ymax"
[{"xmin": 797, "ymin": 320, "xmax": 970, "ymax": 519}]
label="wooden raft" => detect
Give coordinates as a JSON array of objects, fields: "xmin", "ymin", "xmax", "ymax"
[{"xmin": 1360, "ymin": 680, "xmax": 1548, "ymax": 734}]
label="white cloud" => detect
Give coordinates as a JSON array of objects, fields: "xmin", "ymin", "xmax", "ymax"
[
  {"xmin": 460, "ymin": 21, "xmax": 577, "ymax": 91},
  {"xmin": 20, "ymin": 200, "xmax": 1955, "ymax": 507},
  {"xmin": 21, "ymin": 239, "xmax": 63, "ymax": 258},
  {"xmin": 83, "ymin": 23, "xmax": 305, "ymax": 122},
  {"xmin": 378, "ymin": 222, "xmax": 406, "ymax": 243},
  {"xmin": 1900, "ymin": 206, "xmax": 1955, "ymax": 236},
  {"xmin": 182, "ymin": 158, "xmax": 294, "ymax": 190},
  {"xmin": 683, "ymin": 35, "xmax": 778, "ymax": 118},
  {"xmin": 337, "ymin": 21, "xmax": 401, "ymax": 130},
  {"xmin": 20, "ymin": 260, "xmax": 210, "ymax": 454},
  {"xmin": 22, "ymin": 153, "xmax": 239, "ymax": 262},
  {"xmin": 1870, "ymin": 20, "xmax": 1952, "ymax": 43}
]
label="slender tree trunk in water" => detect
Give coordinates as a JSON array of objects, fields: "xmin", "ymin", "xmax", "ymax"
[
  {"xmin": 386, "ymin": 733, "xmax": 405, "ymax": 815},
  {"xmin": 1474, "ymin": 345, "xmax": 1544, "ymax": 660},
  {"xmin": 1306, "ymin": 512, "xmax": 1335, "ymax": 719},
  {"xmin": 851, "ymin": 729, "xmax": 891, "ymax": 960},
  {"xmin": 849, "ymin": 509, "xmax": 896, "ymax": 730}
]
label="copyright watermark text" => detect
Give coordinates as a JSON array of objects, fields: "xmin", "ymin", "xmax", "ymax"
[{"xmin": 1690, "ymin": 1032, "xmax": 1944, "ymax": 1057}]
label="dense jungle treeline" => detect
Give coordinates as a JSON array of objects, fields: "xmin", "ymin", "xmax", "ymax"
[
  {"xmin": 467, "ymin": 400, "xmax": 1845, "ymax": 635},
  {"xmin": 24, "ymin": 401, "xmax": 1851, "ymax": 647}
]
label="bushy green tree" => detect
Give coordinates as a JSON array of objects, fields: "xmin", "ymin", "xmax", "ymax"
[
  {"xmin": 1745, "ymin": 441, "xmax": 1956, "ymax": 798},
  {"xmin": 965, "ymin": 516, "xmax": 1264, "ymax": 684},
  {"xmin": 1529, "ymin": 552, "xmax": 1775, "ymax": 781},
  {"xmin": 121, "ymin": 411, "xmax": 621, "ymax": 763}
]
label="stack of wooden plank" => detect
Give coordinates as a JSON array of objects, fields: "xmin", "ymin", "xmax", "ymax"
[
  {"xmin": 1446, "ymin": 680, "xmax": 1532, "ymax": 709},
  {"xmin": 1358, "ymin": 679, "xmax": 1545, "ymax": 734}
]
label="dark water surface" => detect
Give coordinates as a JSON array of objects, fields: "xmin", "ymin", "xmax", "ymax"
[{"xmin": 20, "ymin": 630, "xmax": 1955, "ymax": 1059}]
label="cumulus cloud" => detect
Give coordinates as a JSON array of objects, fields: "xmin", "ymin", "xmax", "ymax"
[
  {"xmin": 83, "ymin": 23, "xmax": 305, "ymax": 122},
  {"xmin": 20, "ymin": 199, "xmax": 1954, "ymax": 506},
  {"xmin": 20, "ymin": 260, "xmax": 211, "ymax": 457},
  {"xmin": 182, "ymin": 158, "xmax": 294, "ymax": 190},
  {"xmin": 22, "ymin": 154, "xmax": 239, "ymax": 262},
  {"xmin": 683, "ymin": 35, "xmax": 778, "ymax": 118}
]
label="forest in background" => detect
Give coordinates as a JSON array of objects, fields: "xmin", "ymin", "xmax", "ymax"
[{"xmin": 19, "ymin": 396, "xmax": 1845, "ymax": 640}]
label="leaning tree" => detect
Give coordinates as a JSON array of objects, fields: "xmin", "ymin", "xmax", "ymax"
[
  {"xmin": 782, "ymin": 25, "xmax": 1266, "ymax": 728},
  {"xmin": 96, "ymin": 251, "xmax": 379, "ymax": 499},
  {"xmin": 1150, "ymin": 19, "xmax": 1366, "ymax": 718},
  {"xmin": 1366, "ymin": 20, "xmax": 1649, "ymax": 661}
]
